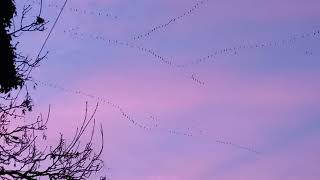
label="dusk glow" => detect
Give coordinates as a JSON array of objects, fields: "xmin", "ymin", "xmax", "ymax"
[{"xmin": 15, "ymin": 0, "xmax": 320, "ymax": 179}]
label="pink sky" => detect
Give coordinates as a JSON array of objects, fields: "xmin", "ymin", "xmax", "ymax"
[{"xmin": 20, "ymin": 0, "xmax": 320, "ymax": 179}]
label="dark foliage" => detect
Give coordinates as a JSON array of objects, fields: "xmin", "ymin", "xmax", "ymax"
[
  {"xmin": 0, "ymin": 0, "xmax": 24, "ymax": 94},
  {"xmin": 0, "ymin": 0, "xmax": 16, "ymax": 28},
  {"xmin": 1, "ymin": 1, "xmax": 106, "ymax": 179}
]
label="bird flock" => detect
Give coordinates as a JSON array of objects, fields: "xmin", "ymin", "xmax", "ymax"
[
  {"xmin": 22, "ymin": 0, "xmax": 320, "ymax": 156},
  {"xmin": 63, "ymin": 26, "xmax": 320, "ymax": 84},
  {"xmin": 35, "ymin": 79, "xmax": 260, "ymax": 154},
  {"xmin": 34, "ymin": 80, "xmax": 158, "ymax": 130},
  {"xmin": 180, "ymin": 29, "xmax": 320, "ymax": 68},
  {"xmin": 26, "ymin": 0, "xmax": 119, "ymax": 20},
  {"xmin": 63, "ymin": 27, "xmax": 206, "ymax": 86},
  {"xmin": 132, "ymin": 0, "xmax": 210, "ymax": 40},
  {"xmin": 65, "ymin": 27, "xmax": 320, "ymax": 69}
]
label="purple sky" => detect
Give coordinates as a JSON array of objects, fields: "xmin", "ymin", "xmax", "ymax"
[{"xmin": 19, "ymin": 0, "xmax": 320, "ymax": 179}]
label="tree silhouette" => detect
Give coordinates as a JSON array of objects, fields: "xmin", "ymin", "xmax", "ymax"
[
  {"xmin": 1, "ymin": 1, "xmax": 105, "ymax": 179},
  {"xmin": 0, "ymin": 0, "xmax": 47, "ymax": 94},
  {"xmin": 0, "ymin": 103, "xmax": 104, "ymax": 180},
  {"xmin": 0, "ymin": 0, "xmax": 21, "ymax": 94}
]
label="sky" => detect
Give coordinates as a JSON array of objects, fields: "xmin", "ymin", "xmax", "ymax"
[{"xmin": 16, "ymin": 0, "xmax": 320, "ymax": 179}]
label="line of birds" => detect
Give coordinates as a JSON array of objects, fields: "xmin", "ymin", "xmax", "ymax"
[
  {"xmin": 215, "ymin": 140, "xmax": 260, "ymax": 154},
  {"xmin": 34, "ymin": 80, "xmax": 158, "ymax": 131},
  {"xmin": 132, "ymin": 0, "xmax": 210, "ymax": 40},
  {"xmin": 25, "ymin": 0, "xmax": 319, "ymax": 70},
  {"xmin": 63, "ymin": 27, "xmax": 206, "ymax": 86},
  {"xmin": 28, "ymin": 0, "xmax": 319, "ymax": 74},
  {"xmin": 25, "ymin": 0, "xmax": 316, "ymax": 155},
  {"xmin": 26, "ymin": 0, "xmax": 119, "ymax": 20},
  {"xmin": 35, "ymin": 79, "xmax": 260, "ymax": 154},
  {"xmin": 26, "ymin": 0, "xmax": 210, "ymax": 41},
  {"xmin": 34, "ymin": 80, "xmax": 206, "ymax": 137},
  {"xmin": 179, "ymin": 29, "xmax": 320, "ymax": 68},
  {"xmin": 64, "ymin": 26, "xmax": 320, "ymax": 72}
]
